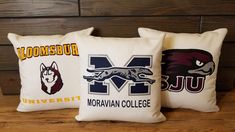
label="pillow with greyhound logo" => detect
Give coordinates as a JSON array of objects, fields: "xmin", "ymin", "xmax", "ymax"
[
  {"xmin": 7, "ymin": 27, "xmax": 94, "ymax": 112},
  {"xmin": 138, "ymin": 28, "xmax": 228, "ymax": 112},
  {"xmin": 75, "ymin": 35, "xmax": 166, "ymax": 123}
]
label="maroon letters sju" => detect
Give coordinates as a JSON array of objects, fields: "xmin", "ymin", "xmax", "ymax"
[{"xmin": 161, "ymin": 75, "xmax": 205, "ymax": 93}]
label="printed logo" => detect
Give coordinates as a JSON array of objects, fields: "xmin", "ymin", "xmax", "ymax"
[
  {"xmin": 161, "ymin": 49, "xmax": 215, "ymax": 93},
  {"xmin": 40, "ymin": 61, "xmax": 63, "ymax": 95},
  {"xmin": 83, "ymin": 55, "xmax": 155, "ymax": 95},
  {"xmin": 17, "ymin": 43, "xmax": 79, "ymax": 61}
]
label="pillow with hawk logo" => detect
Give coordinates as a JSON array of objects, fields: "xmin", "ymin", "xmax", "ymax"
[
  {"xmin": 7, "ymin": 27, "xmax": 94, "ymax": 112},
  {"xmin": 138, "ymin": 28, "xmax": 228, "ymax": 112},
  {"xmin": 75, "ymin": 35, "xmax": 166, "ymax": 123}
]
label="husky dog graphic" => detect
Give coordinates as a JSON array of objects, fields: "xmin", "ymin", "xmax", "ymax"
[{"xmin": 40, "ymin": 61, "xmax": 63, "ymax": 95}]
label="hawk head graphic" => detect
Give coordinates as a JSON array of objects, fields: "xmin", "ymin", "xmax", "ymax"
[{"xmin": 162, "ymin": 49, "xmax": 215, "ymax": 77}]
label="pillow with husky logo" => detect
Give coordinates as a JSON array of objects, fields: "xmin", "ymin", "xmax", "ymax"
[
  {"xmin": 7, "ymin": 27, "xmax": 94, "ymax": 112},
  {"xmin": 138, "ymin": 28, "xmax": 228, "ymax": 112},
  {"xmin": 75, "ymin": 35, "xmax": 166, "ymax": 123}
]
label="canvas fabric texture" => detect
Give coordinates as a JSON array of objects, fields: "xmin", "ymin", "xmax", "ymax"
[
  {"xmin": 138, "ymin": 28, "xmax": 227, "ymax": 112},
  {"xmin": 75, "ymin": 35, "xmax": 166, "ymax": 123},
  {"xmin": 8, "ymin": 27, "xmax": 94, "ymax": 112}
]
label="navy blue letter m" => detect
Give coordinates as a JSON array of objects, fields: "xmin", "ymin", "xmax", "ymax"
[{"xmin": 83, "ymin": 55, "xmax": 154, "ymax": 96}]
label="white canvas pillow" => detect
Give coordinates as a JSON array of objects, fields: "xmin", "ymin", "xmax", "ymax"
[
  {"xmin": 138, "ymin": 28, "xmax": 227, "ymax": 112},
  {"xmin": 75, "ymin": 35, "xmax": 166, "ymax": 123},
  {"xmin": 8, "ymin": 27, "xmax": 94, "ymax": 112}
]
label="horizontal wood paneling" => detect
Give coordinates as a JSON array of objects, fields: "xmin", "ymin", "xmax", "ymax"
[
  {"xmin": 0, "ymin": 46, "xmax": 18, "ymax": 70},
  {"xmin": 201, "ymin": 16, "xmax": 235, "ymax": 42},
  {"xmin": 0, "ymin": 17, "xmax": 199, "ymax": 45},
  {"xmin": 0, "ymin": 71, "xmax": 20, "ymax": 95},
  {"xmin": 0, "ymin": 43, "xmax": 234, "ymax": 70},
  {"xmin": 81, "ymin": 0, "xmax": 235, "ymax": 16},
  {"xmin": 217, "ymin": 67, "xmax": 235, "ymax": 91},
  {"xmin": 220, "ymin": 43, "xmax": 235, "ymax": 67},
  {"xmin": 0, "ymin": 0, "xmax": 79, "ymax": 17},
  {"xmin": 1, "ymin": 67, "xmax": 234, "ymax": 95}
]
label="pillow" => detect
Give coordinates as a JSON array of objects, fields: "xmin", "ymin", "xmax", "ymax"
[
  {"xmin": 75, "ymin": 35, "xmax": 166, "ymax": 123},
  {"xmin": 8, "ymin": 27, "xmax": 94, "ymax": 112},
  {"xmin": 138, "ymin": 28, "xmax": 228, "ymax": 112}
]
